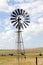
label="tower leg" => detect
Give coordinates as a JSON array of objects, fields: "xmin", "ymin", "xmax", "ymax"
[{"xmin": 16, "ymin": 30, "xmax": 26, "ymax": 65}]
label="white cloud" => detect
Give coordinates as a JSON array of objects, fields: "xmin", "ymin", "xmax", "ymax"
[
  {"xmin": 0, "ymin": 0, "xmax": 43, "ymax": 14},
  {"xmin": 0, "ymin": 0, "xmax": 8, "ymax": 12},
  {"xmin": 38, "ymin": 17, "xmax": 43, "ymax": 24},
  {"xmin": 11, "ymin": 0, "xmax": 43, "ymax": 15},
  {"xmin": 0, "ymin": 29, "xmax": 16, "ymax": 49},
  {"xmin": 0, "ymin": 0, "xmax": 7, "ymax": 6},
  {"xmin": 0, "ymin": 30, "xmax": 15, "ymax": 40},
  {"xmin": 14, "ymin": 0, "xmax": 24, "ymax": 3},
  {"xmin": 5, "ymin": 25, "xmax": 11, "ymax": 31},
  {"xmin": 30, "ymin": 1, "xmax": 43, "ymax": 15},
  {"xmin": 0, "ymin": 0, "xmax": 15, "ymax": 12}
]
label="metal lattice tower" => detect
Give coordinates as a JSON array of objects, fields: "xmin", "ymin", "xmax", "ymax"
[{"xmin": 10, "ymin": 9, "xmax": 30, "ymax": 65}]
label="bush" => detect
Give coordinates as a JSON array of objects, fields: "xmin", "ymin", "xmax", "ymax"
[
  {"xmin": 39, "ymin": 53, "xmax": 42, "ymax": 56},
  {"xmin": 9, "ymin": 54, "xmax": 14, "ymax": 56}
]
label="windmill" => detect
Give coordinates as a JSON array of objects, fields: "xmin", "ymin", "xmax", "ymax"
[{"xmin": 10, "ymin": 9, "xmax": 30, "ymax": 65}]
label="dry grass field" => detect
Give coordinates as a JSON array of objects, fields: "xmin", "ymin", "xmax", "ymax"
[{"xmin": 0, "ymin": 47, "xmax": 43, "ymax": 65}]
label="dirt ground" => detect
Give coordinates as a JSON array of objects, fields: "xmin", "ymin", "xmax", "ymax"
[{"xmin": 0, "ymin": 56, "xmax": 43, "ymax": 65}]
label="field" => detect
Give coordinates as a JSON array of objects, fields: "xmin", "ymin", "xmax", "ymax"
[{"xmin": 0, "ymin": 48, "xmax": 43, "ymax": 65}]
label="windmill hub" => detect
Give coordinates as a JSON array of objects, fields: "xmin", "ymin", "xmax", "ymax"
[
  {"xmin": 17, "ymin": 17, "xmax": 21, "ymax": 21},
  {"xmin": 17, "ymin": 15, "xmax": 25, "ymax": 24}
]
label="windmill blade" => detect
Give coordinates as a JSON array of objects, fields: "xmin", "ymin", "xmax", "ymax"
[
  {"xmin": 26, "ymin": 21, "xmax": 30, "ymax": 23},
  {"xmin": 19, "ymin": 9, "xmax": 21, "ymax": 15},
  {"xmin": 25, "ymin": 16, "xmax": 30, "ymax": 19},
  {"xmin": 17, "ymin": 9, "xmax": 20, "ymax": 15},
  {"xmin": 11, "ymin": 14, "xmax": 16, "ymax": 17},
  {"xmin": 16, "ymin": 23, "xmax": 23, "ymax": 29},
  {"xmin": 20, "ymin": 9, "xmax": 22, "ymax": 15},
  {"xmin": 12, "ymin": 19, "xmax": 18, "ymax": 24},
  {"xmin": 16, "ymin": 24, "xmax": 18, "ymax": 28},
  {"xmin": 21, "ymin": 9, "xmax": 24, "ymax": 15},
  {"xmin": 17, "ymin": 9, "xmax": 19, "ymax": 14},
  {"xmin": 21, "ymin": 9, "xmax": 23, "ymax": 14},
  {"xmin": 23, "ymin": 10, "xmax": 25, "ymax": 15},
  {"xmin": 13, "ymin": 22, "xmax": 17, "ymax": 26},
  {"xmin": 26, "ymin": 15, "xmax": 29, "ymax": 17},
  {"xmin": 23, "ymin": 23, "xmax": 27, "ymax": 28},
  {"xmin": 21, "ymin": 25, "xmax": 23, "ymax": 29},
  {"xmin": 16, "ymin": 24, "xmax": 20, "ymax": 29},
  {"xmin": 24, "ymin": 22, "xmax": 29, "ymax": 26},
  {"xmin": 25, "ymin": 18, "xmax": 30, "ymax": 20},
  {"xmin": 12, "ymin": 12, "xmax": 16, "ymax": 15},
  {"xmin": 24, "ymin": 12, "xmax": 28, "ymax": 16},
  {"xmin": 10, "ymin": 18, "xmax": 16, "ymax": 20},
  {"xmin": 15, "ymin": 9, "xmax": 18, "ymax": 15},
  {"xmin": 11, "ymin": 21, "xmax": 16, "ymax": 23},
  {"xmin": 20, "ymin": 23, "xmax": 23, "ymax": 29},
  {"xmin": 15, "ymin": 10, "xmax": 18, "ymax": 15},
  {"xmin": 20, "ymin": 9, "xmax": 22, "ymax": 14}
]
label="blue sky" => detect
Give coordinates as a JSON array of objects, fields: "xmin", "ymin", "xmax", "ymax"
[{"xmin": 0, "ymin": 0, "xmax": 43, "ymax": 49}]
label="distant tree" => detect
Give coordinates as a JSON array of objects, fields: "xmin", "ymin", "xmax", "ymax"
[
  {"xmin": 9, "ymin": 53, "xmax": 14, "ymax": 56},
  {"xmin": 39, "ymin": 53, "xmax": 42, "ymax": 56},
  {"xmin": 1, "ymin": 54, "xmax": 6, "ymax": 56}
]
